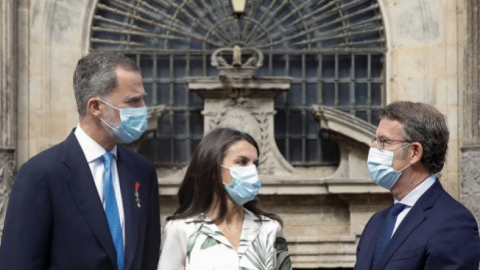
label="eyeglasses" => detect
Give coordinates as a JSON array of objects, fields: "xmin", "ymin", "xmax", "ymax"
[{"xmin": 372, "ymin": 136, "xmax": 411, "ymax": 150}]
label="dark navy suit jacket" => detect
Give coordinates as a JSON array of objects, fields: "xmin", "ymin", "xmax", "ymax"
[
  {"xmin": 0, "ymin": 131, "xmax": 160, "ymax": 270},
  {"xmin": 355, "ymin": 179, "xmax": 480, "ymax": 270}
]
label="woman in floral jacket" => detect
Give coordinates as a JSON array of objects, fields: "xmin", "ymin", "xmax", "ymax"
[{"xmin": 158, "ymin": 127, "xmax": 292, "ymax": 270}]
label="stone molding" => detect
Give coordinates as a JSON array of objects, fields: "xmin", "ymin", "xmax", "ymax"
[
  {"xmin": 311, "ymin": 105, "xmax": 380, "ymax": 183},
  {"xmin": 311, "ymin": 105, "xmax": 376, "ymax": 147}
]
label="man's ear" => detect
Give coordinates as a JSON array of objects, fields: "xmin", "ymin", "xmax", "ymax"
[
  {"xmin": 409, "ymin": 142, "xmax": 423, "ymax": 165},
  {"xmin": 87, "ymin": 97, "xmax": 102, "ymax": 117}
]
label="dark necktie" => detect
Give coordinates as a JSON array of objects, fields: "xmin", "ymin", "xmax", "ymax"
[
  {"xmin": 372, "ymin": 203, "xmax": 406, "ymax": 267},
  {"xmin": 102, "ymin": 152, "xmax": 124, "ymax": 270}
]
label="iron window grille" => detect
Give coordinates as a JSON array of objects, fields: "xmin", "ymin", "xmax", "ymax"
[{"xmin": 91, "ymin": 0, "xmax": 385, "ymax": 168}]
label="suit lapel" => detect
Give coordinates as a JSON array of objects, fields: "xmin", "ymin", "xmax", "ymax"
[
  {"xmin": 374, "ymin": 205, "xmax": 426, "ymax": 270},
  {"xmin": 374, "ymin": 180, "xmax": 443, "ymax": 270},
  {"xmin": 117, "ymin": 147, "xmax": 140, "ymax": 270},
  {"xmin": 62, "ymin": 131, "xmax": 117, "ymax": 268}
]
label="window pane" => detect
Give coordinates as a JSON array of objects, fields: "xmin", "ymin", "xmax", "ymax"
[
  {"xmin": 290, "ymin": 139, "xmax": 302, "ymax": 163},
  {"xmin": 289, "ymin": 84, "xmax": 303, "ymax": 107},
  {"xmin": 174, "ymin": 140, "xmax": 188, "ymax": 164},
  {"xmin": 306, "ymin": 83, "xmax": 318, "ymax": 106},
  {"xmin": 322, "ymin": 83, "xmax": 335, "ymax": 106},
  {"xmin": 173, "ymin": 112, "xmax": 187, "ymax": 135},
  {"xmin": 322, "ymin": 56, "xmax": 335, "ymax": 78},
  {"xmin": 289, "ymin": 111, "xmax": 303, "ymax": 135},
  {"xmin": 355, "ymin": 83, "xmax": 368, "ymax": 105},
  {"xmin": 190, "ymin": 111, "xmax": 203, "ymax": 136},
  {"xmin": 306, "ymin": 139, "xmax": 319, "ymax": 162},
  {"xmin": 157, "ymin": 56, "xmax": 170, "ymax": 79},
  {"xmin": 306, "ymin": 56, "xmax": 318, "ymax": 78},
  {"xmin": 338, "ymin": 55, "xmax": 352, "ymax": 78},
  {"xmin": 173, "ymin": 84, "xmax": 187, "ymax": 107},
  {"xmin": 355, "ymin": 55, "xmax": 368, "ymax": 78},
  {"xmin": 372, "ymin": 83, "xmax": 382, "ymax": 105},
  {"xmin": 144, "ymin": 83, "xmax": 154, "ymax": 106},
  {"xmin": 157, "ymin": 84, "xmax": 170, "ymax": 105},
  {"xmin": 339, "ymin": 83, "xmax": 350, "ymax": 106}
]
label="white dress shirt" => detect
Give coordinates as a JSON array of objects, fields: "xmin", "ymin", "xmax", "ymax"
[
  {"xmin": 74, "ymin": 125, "xmax": 125, "ymax": 246},
  {"xmin": 391, "ymin": 174, "xmax": 436, "ymax": 236}
]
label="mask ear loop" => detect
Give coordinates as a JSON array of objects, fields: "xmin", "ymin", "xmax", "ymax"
[
  {"xmin": 220, "ymin": 165, "xmax": 230, "ymax": 170},
  {"xmin": 98, "ymin": 98, "xmax": 120, "ymax": 111},
  {"xmin": 98, "ymin": 99, "xmax": 120, "ymax": 129},
  {"xmin": 396, "ymin": 143, "xmax": 413, "ymax": 173},
  {"xmin": 220, "ymin": 165, "xmax": 233, "ymax": 186}
]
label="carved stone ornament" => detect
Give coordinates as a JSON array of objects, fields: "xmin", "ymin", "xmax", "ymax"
[
  {"xmin": 310, "ymin": 105, "xmax": 386, "ymax": 192},
  {"xmin": 211, "ymin": 46, "xmax": 264, "ymax": 79}
]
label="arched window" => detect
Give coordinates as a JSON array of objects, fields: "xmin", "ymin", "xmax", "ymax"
[{"xmin": 91, "ymin": 0, "xmax": 385, "ymax": 168}]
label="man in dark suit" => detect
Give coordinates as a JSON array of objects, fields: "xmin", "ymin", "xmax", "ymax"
[
  {"xmin": 355, "ymin": 101, "xmax": 480, "ymax": 270},
  {"xmin": 0, "ymin": 52, "xmax": 160, "ymax": 270}
]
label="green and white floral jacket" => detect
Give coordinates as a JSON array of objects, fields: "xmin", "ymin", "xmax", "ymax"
[{"xmin": 157, "ymin": 209, "xmax": 292, "ymax": 270}]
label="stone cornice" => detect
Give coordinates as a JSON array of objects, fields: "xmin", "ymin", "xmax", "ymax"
[{"xmin": 311, "ymin": 105, "xmax": 376, "ymax": 147}]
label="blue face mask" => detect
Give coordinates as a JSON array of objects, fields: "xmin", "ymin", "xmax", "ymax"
[
  {"xmin": 99, "ymin": 99, "xmax": 148, "ymax": 143},
  {"xmin": 367, "ymin": 145, "xmax": 411, "ymax": 190},
  {"xmin": 222, "ymin": 165, "xmax": 261, "ymax": 205}
]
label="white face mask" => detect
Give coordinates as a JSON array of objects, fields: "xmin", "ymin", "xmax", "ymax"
[
  {"xmin": 367, "ymin": 144, "xmax": 411, "ymax": 190},
  {"xmin": 221, "ymin": 165, "xmax": 261, "ymax": 205}
]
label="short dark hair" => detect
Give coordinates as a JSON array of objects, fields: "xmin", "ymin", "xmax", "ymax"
[
  {"xmin": 73, "ymin": 51, "xmax": 141, "ymax": 116},
  {"xmin": 379, "ymin": 101, "xmax": 449, "ymax": 174},
  {"xmin": 168, "ymin": 127, "xmax": 282, "ymax": 225}
]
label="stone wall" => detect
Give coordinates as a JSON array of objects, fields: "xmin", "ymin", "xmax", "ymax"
[
  {"xmin": 460, "ymin": 0, "xmax": 480, "ymax": 223},
  {"xmin": 0, "ymin": 0, "xmax": 17, "ymax": 239},
  {"xmin": 381, "ymin": 0, "xmax": 462, "ymax": 197}
]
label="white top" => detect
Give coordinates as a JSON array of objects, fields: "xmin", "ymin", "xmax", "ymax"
[
  {"xmin": 74, "ymin": 124, "xmax": 125, "ymax": 246},
  {"xmin": 392, "ymin": 174, "xmax": 436, "ymax": 236},
  {"xmin": 158, "ymin": 209, "xmax": 292, "ymax": 270}
]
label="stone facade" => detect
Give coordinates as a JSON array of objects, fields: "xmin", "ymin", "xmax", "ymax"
[
  {"xmin": 0, "ymin": 0, "xmax": 17, "ymax": 238},
  {"xmin": 460, "ymin": 0, "xmax": 480, "ymax": 224},
  {"xmin": 2, "ymin": 0, "xmax": 478, "ymax": 269}
]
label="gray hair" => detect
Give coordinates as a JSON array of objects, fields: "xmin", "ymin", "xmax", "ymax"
[
  {"xmin": 379, "ymin": 101, "xmax": 449, "ymax": 174},
  {"xmin": 73, "ymin": 51, "xmax": 141, "ymax": 116}
]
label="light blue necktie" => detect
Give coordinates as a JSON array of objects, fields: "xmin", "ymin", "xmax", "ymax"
[
  {"xmin": 102, "ymin": 152, "xmax": 124, "ymax": 270},
  {"xmin": 372, "ymin": 203, "xmax": 406, "ymax": 267}
]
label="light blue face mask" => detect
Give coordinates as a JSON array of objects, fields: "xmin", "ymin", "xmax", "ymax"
[
  {"xmin": 222, "ymin": 165, "xmax": 261, "ymax": 205},
  {"xmin": 99, "ymin": 99, "xmax": 148, "ymax": 143},
  {"xmin": 367, "ymin": 145, "xmax": 411, "ymax": 190}
]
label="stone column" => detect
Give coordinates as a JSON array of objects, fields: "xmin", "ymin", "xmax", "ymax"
[
  {"xmin": 0, "ymin": 0, "xmax": 17, "ymax": 239},
  {"xmin": 460, "ymin": 0, "xmax": 480, "ymax": 223}
]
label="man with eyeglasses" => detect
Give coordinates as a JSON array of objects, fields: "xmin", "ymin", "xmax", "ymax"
[{"xmin": 354, "ymin": 101, "xmax": 480, "ymax": 270}]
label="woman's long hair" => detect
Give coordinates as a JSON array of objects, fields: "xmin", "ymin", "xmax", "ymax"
[{"xmin": 167, "ymin": 127, "xmax": 283, "ymax": 226}]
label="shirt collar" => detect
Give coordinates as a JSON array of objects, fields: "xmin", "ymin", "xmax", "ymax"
[
  {"xmin": 395, "ymin": 174, "xmax": 436, "ymax": 207},
  {"xmin": 74, "ymin": 124, "xmax": 117, "ymax": 162}
]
